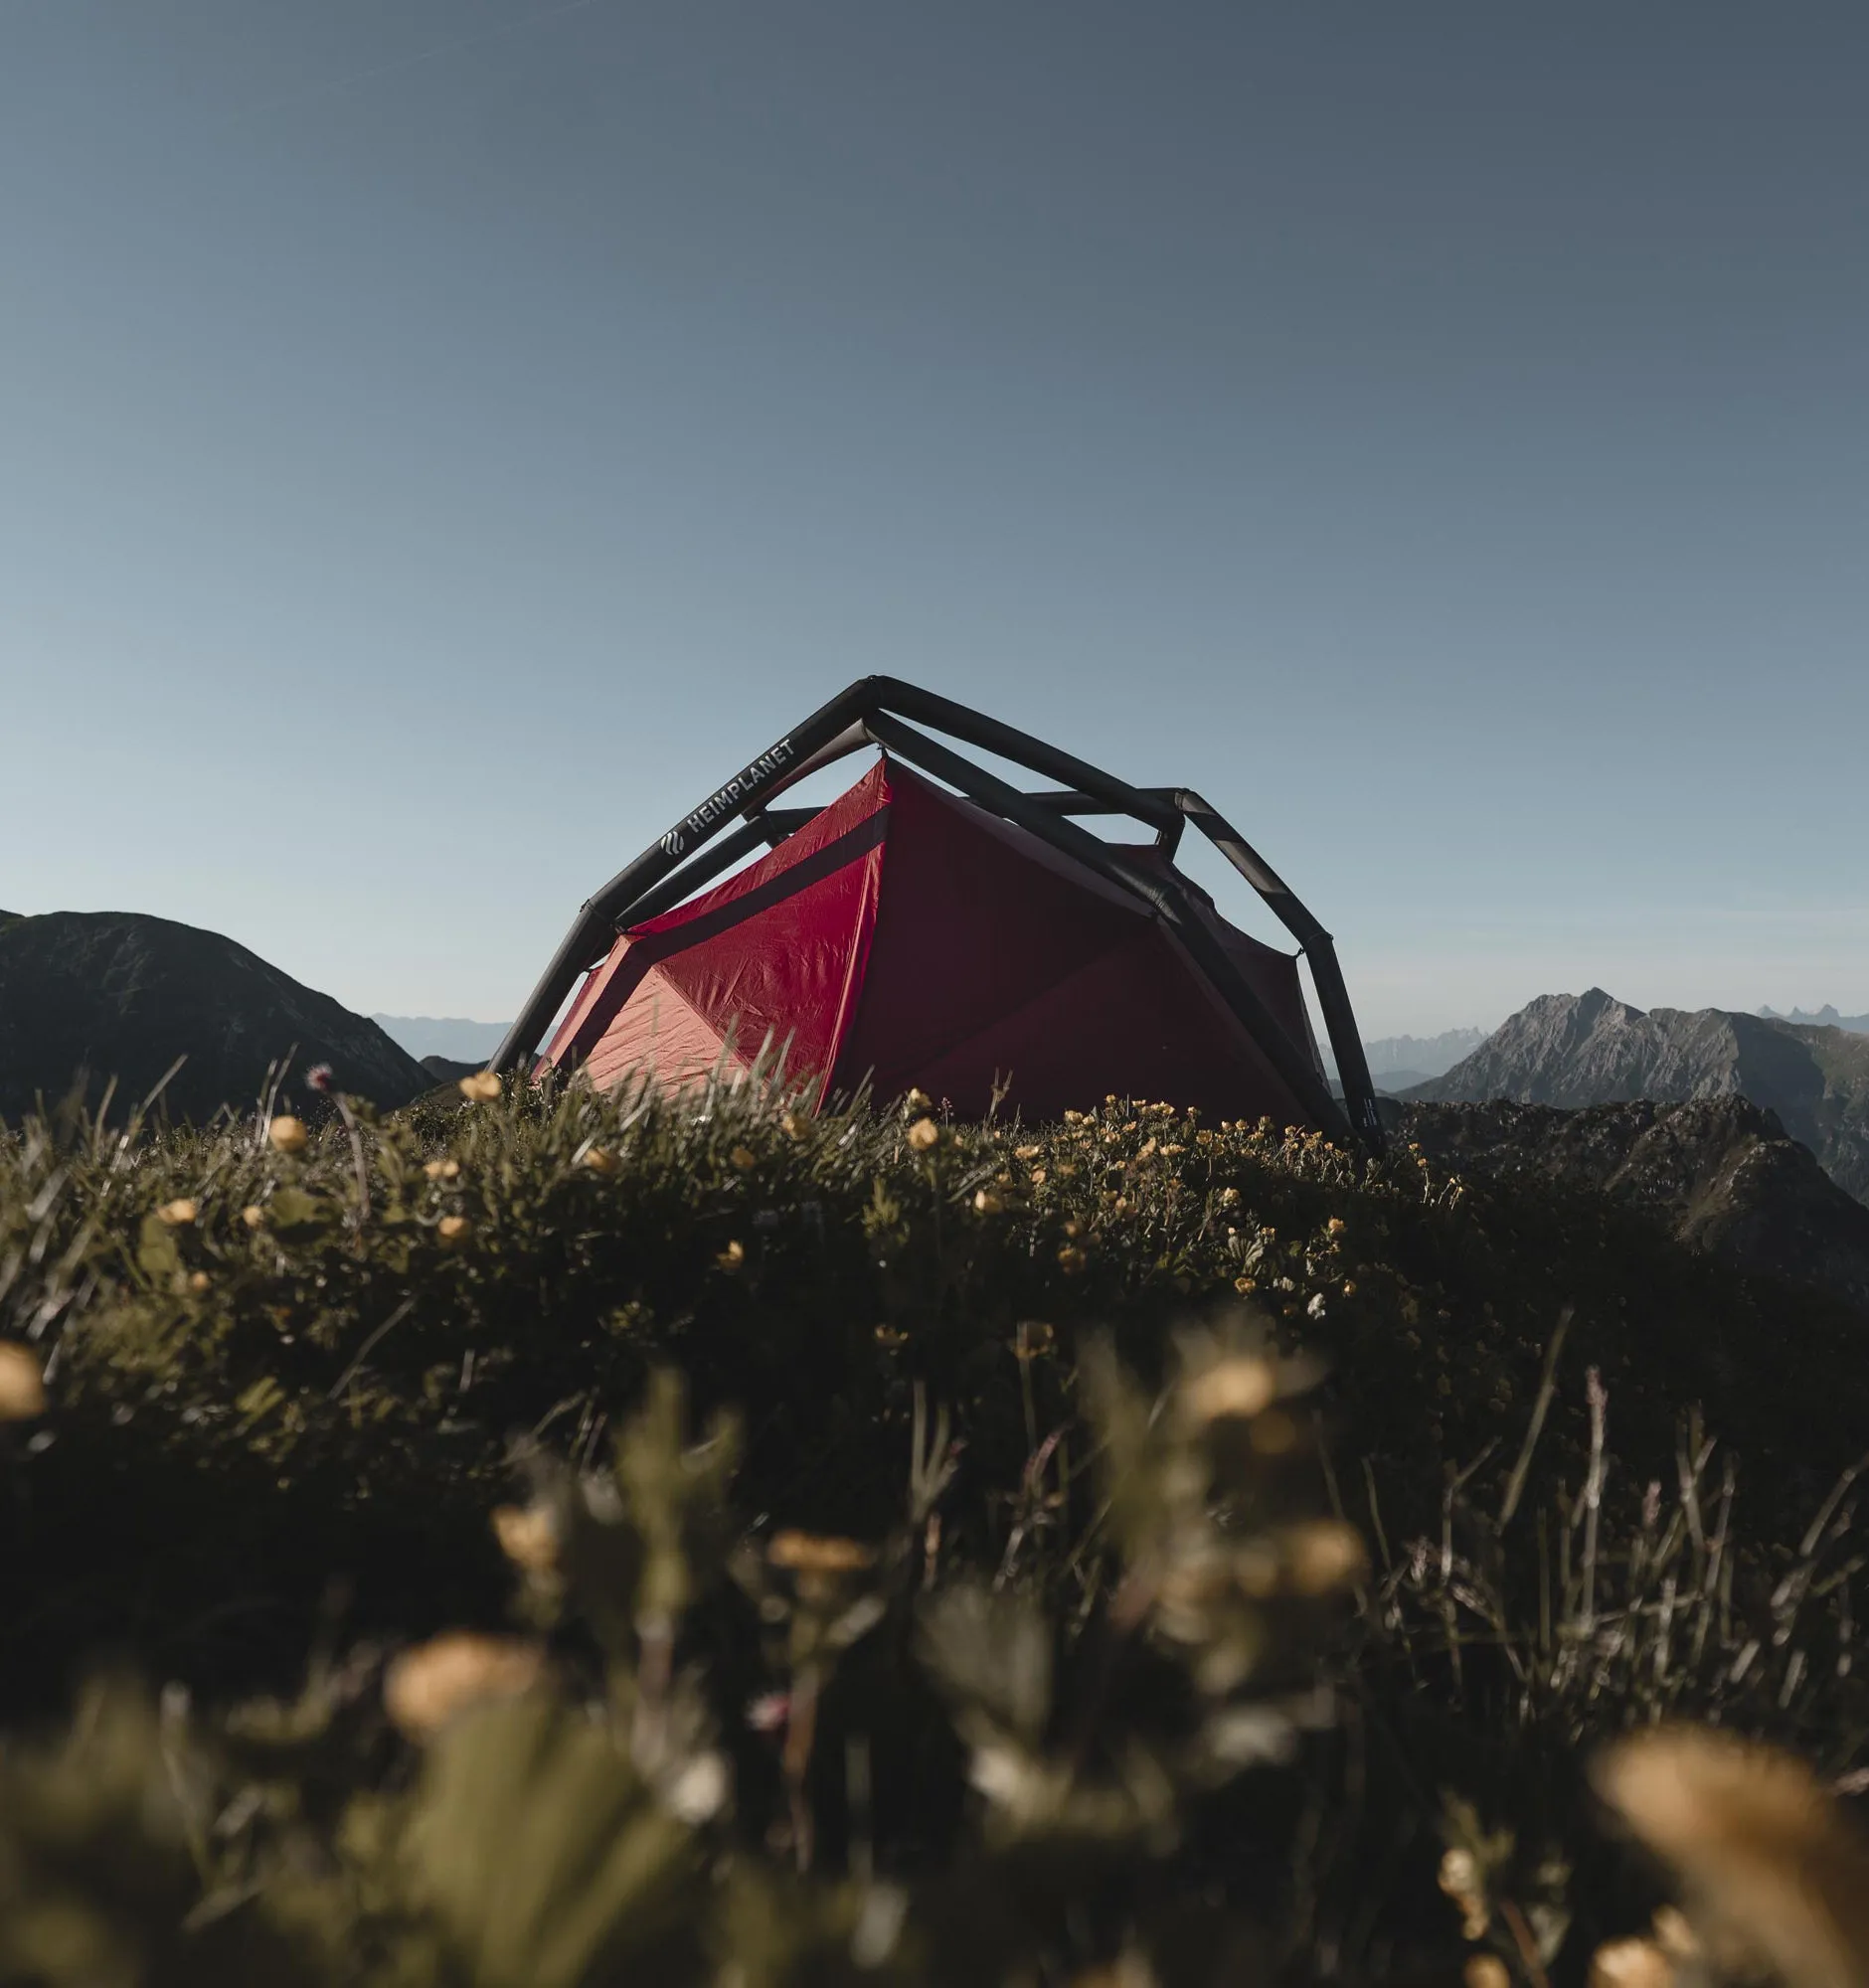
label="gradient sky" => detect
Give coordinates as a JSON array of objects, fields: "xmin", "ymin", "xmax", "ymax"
[{"xmin": 3, "ymin": 2, "xmax": 1863, "ymax": 1039}]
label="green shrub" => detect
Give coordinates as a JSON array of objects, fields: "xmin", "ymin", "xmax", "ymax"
[{"xmin": 4, "ymin": 1071, "xmax": 1869, "ymax": 1981}]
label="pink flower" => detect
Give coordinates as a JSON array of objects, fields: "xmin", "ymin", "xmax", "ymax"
[
  {"xmin": 745, "ymin": 1692, "xmax": 790, "ymax": 1733},
  {"xmin": 305, "ymin": 1063, "xmax": 335, "ymax": 1093}
]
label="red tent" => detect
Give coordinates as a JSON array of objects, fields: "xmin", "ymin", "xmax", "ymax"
[{"xmin": 540, "ymin": 755, "xmax": 1325, "ymax": 1125}]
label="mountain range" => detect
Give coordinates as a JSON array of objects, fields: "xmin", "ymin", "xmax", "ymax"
[
  {"xmin": 372, "ymin": 1014, "xmax": 511, "ymax": 1063},
  {"xmin": 1408, "ymin": 989, "xmax": 1869, "ymax": 1204},
  {"xmin": 0, "ymin": 911, "xmax": 432, "ymax": 1123},
  {"xmin": 1322, "ymin": 1026, "xmax": 1492, "ymax": 1094},
  {"xmin": 1758, "ymin": 1005, "xmax": 1869, "ymax": 1033},
  {"xmin": 9, "ymin": 904, "xmax": 1869, "ymax": 1241}
]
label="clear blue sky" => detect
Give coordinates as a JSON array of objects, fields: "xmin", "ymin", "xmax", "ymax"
[{"xmin": 3, "ymin": 2, "xmax": 1863, "ymax": 1038}]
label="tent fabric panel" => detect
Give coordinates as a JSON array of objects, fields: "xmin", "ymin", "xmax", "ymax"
[
  {"xmin": 830, "ymin": 763, "xmax": 1164, "ymax": 1094},
  {"xmin": 583, "ymin": 970, "xmax": 729, "ymax": 1095},
  {"xmin": 1195, "ymin": 915, "xmax": 1321, "ymax": 1083},
  {"xmin": 564, "ymin": 801, "xmax": 889, "ymax": 1073},
  {"xmin": 859, "ymin": 919, "xmax": 1311, "ymax": 1125},
  {"xmin": 1142, "ymin": 919, "xmax": 1316, "ymax": 1123},
  {"xmin": 649, "ymin": 833, "xmax": 884, "ymax": 1088},
  {"xmin": 541, "ymin": 932, "xmax": 651, "ymax": 1071},
  {"xmin": 630, "ymin": 760, "xmax": 891, "ymax": 938},
  {"xmin": 1109, "ymin": 842, "xmax": 1324, "ymax": 1082},
  {"xmin": 934, "ymin": 785, "xmax": 1157, "ymax": 917}
]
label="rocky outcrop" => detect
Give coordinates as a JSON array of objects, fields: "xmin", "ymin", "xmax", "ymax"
[
  {"xmin": 0, "ymin": 911, "xmax": 431, "ymax": 1123},
  {"xmin": 1397, "ymin": 1096, "xmax": 1869, "ymax": 1318},
  {"xmin": 1408, "ymin": 990, "xmax": 1869, "ymax": 1203}
]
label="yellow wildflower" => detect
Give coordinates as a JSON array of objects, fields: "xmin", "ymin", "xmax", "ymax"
[
  {"xmin": 0, "ymin": 1344, "xmax": 47, "ymax": 1420},
  {"xmin": 491, "ymin": 1504, "xmax": 559, "ymax": 1575},
  {"xmin": 1182, "ymin": 1357, "xmax": 1275, "ymax": 1424},
  {"xmin": 1281, "ymin": 1520, "xmax": 1368, "ymax": 1594},
  {"xmin": 267, "ymin": 1115, "xmax": 308, "ymax": 1155},
  {"xmin": 384, "ymin": 1632, "xmax": 545, "ymax": 1741},
  {"xmin": 766, "ymin": 1531, "xmax": 877, "ymax": 1574},
  {"xmin": 1594, "ymin": 1724, "xmax": 1869, "ymax": 1988},
  {"xmin": 1586, "ymin": 1941, "xmax": 1671, "ymax": 1988}
]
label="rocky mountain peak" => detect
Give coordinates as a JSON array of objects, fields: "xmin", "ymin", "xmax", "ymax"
[{"xmin": 1409, "ymin": 988, "xmax": 1869, "ymax": 1204}]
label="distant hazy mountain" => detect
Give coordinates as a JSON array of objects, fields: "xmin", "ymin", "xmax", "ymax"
[
  {"xmin": 1322, "ymin": 1026, "xmax": 1490, "ymax": 1086},
  {"xmin": 1758, "ymin": 1005, "xmax": 1869, "ymax": 1034},
  {"xmin": 1368, "ymin": 1026, "xmax": 1491, "ymax": 1078},
  {"xmin": 1409, "ymin": 988, "xmax": 1869, "ymax": 1203},
  {"xmin": 372, "ymin": 1015, "xmax": 511, "ymax": 1062},
  {"xmin": 0, "ymin": 911, "xmax": 431, "ymax": 1122}
]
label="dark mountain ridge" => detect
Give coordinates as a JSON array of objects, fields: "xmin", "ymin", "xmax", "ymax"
[
  {"xmin": 0, "ymin": 911, "xmax": 431, "ymax": 1123},
  {"xmin": 1396, "ymin": 1094, "xmax": 1869, "ymax": 1319},
  {"xmin": 1408, "ymin": 988, "xmax": 1869, "ymax": 1203}
]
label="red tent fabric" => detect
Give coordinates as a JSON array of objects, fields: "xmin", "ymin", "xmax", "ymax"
[{"xmin": 541, "ymin": 757, "xmax": 1324, "ymax": 1124}]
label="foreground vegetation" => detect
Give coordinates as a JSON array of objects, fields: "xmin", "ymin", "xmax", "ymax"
[{"xmin": 4, "ymin": 1067, "xmax": 1869, "ymax": 1983}]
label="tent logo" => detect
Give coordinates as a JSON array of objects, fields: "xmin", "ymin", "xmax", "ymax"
[{"xmin": 659, "ymin": 738, "xmax": 798, "ymax": 862}]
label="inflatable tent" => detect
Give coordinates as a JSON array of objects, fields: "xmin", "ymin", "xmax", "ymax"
[{"xmin": 491, "ymin": 680, "xmax": 1383, "ymax": 1147}]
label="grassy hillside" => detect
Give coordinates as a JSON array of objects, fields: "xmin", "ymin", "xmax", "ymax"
[{"xmin": 4, "ymin": 1073, "xmax": 1868, "ymax": 1983}]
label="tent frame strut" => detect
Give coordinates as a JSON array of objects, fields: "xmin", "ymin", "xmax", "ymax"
[{"xmin": 488, "ymin": 677, "xmax": 1384, "ymax": 1149}]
